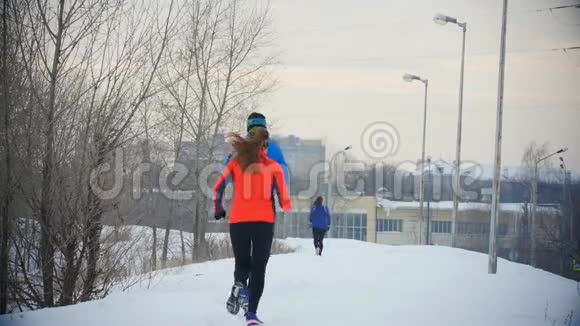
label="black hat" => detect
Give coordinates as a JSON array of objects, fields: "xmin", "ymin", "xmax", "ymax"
[{"xmin": 247, "ymin": 112, "xmax": 267, "ymax": 132}]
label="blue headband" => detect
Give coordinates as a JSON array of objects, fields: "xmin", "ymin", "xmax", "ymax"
[{"xmin": 247, "ymin": 117, "xmax": 267, "ymax": 130}]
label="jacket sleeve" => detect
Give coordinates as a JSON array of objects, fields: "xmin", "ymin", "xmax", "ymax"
[
  {"xmin": 213, "ymin": 160, "xmax": 234, "ymax": 213},
  {"xmin": 273, "ymin": 163, "xmax": 292, "ymax": 212},
  {"xmin": 325, "ymin": 206, "xmax": 331, "ymax": 227},
  {"xmin": 224, "ymin": 154, "xmax": 233, "ymax": 185}
]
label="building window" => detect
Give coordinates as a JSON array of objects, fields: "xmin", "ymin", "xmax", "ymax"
[
  {"xmin": 276, "ymin": 212, "xmax": 311, "ymax": 239},
  {"xmin": 456, "ymin": 222, "xmax": 509, "ymax": 236},
  {"xmin": 431, "ymin": 221, "xmax": 451, "ymax": 233},
  {"xmin": 457, "ymin": 222, "xmax": 489, "ymax": 234},
  {"xmin": 330, "ymin": 213, "xmax": 367, "ymax": 241},
  {"xmin": 277, "ymin": 212, "xmax": 367, "ymax": 241},
  {"xmin": 376, "ymin": 219, "xmax": 402, "ymax": 232}
]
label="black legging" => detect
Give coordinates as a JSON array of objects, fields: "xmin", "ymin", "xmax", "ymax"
[
  {"xmin": 312, "ymin": 228, "xmax": 326, "ymax": 253},
  {"xmin": 229, "ymin": 222, "xmax": 274, "ymax": 314}
]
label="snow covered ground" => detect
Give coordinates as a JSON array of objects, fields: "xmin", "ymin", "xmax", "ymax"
[{"xmin": 2, "ymin": 239, "xmax": 579, "ymax": 326}]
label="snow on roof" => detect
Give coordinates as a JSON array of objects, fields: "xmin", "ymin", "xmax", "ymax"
[
  {"xmin": 376, "ymin": 198, "xmax": 560, "ymax": 215},
  {"xmin": 408, "ymin": 160, "xmax": 580, "ymax": 182}
]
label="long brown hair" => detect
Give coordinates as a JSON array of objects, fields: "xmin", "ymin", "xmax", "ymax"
[{"xmin": 228, "ymin": 126, "xmax": 269, "ymax": 172}]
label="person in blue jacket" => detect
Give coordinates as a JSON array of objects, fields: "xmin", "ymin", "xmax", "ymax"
[
  {"xmin": 224, "ymin": 112, "xmax": 289, "ymax": 187},
  {"xmin": 309, "ymin": 196, "xmax": 331, "ymax": 256}
]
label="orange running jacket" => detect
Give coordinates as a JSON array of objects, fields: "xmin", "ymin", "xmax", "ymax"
[{"xmin": 213, "ymin": 150, "xmax": 292, "ymax": 224}]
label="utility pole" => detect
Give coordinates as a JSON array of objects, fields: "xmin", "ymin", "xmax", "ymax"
[
  {"xmin": 419, "ymin": 81, "xmax": 428, "ymax": 245},
  {"xmin": 488, "ymin": 0, "xmax": 509, "ymax": 274},
  {"xmin": 531, "ymin": 164, "xmax": 538, "ymax": 267},
  {"xmin": 560, "ymin": 166, "xmax": 567, "ymax": 273},
  {"xmin": 426, "ymin": 158, "xmax": 432, "ymax": 245}
]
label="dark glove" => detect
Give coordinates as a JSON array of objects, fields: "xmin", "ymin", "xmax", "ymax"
[{"xmin": 214, "ymin": 208, "xmax": 226, "ymax": 220}]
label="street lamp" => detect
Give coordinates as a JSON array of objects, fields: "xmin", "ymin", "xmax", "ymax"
[
  {"xmin": 433, "ymin": 13, "xmax": 467, "ymax": 248},
  {"xmin": 434, "ymin": 14, "xmax": 464, "ymax": 26},
  {"xmin": 403, "ymin": 73, "xmax": 424, "ymax": 83},
  {"xmin": 531, "ymin": 147, "xmax": 568, "ymax": 266},
  {"xmin": 327, "ymin": 145, "xmax": 351, "ymax": 213},
  {"xmin": 403, "ymin": 73, "xmax": 429, "ymax": 245}
]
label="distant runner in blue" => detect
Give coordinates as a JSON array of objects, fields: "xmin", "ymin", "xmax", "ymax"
[{"xmin": 309, "ymin": 196, "xmax": 331, "ymax": 256}]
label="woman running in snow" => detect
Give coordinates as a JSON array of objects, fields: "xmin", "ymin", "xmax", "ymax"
[
  {"xmin": 309, "ymin": 196, "xmax": 331, "ymax": 256},
  {"xmin": 213, "ymin": 126, "xmax": 292, "ymax": 326}
]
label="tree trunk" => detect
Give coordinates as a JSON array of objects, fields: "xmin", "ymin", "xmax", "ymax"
[
  {"xmin": 161, "ymin": 218, "xmax": 171, "ymax": 269},
  {"xmin": 192, "ymin": 195, "xmax": 199, "ymax": 262},
  {"xmin": 151, "ymin": 225, "xmax": 157, "ymax": 271},
  {"xmin": 193, "ymin": 196, "xmax": 208, "ymax": 262},
  {"xmin": 59, "ymin": 235, "xmax": 78, "ymax": 306},
  {"xmin": 79, "ymin": 193, "xmax": 103, "ymax": 302},
  {"xmin": 0, "ymin": 0, "xmax": 12, "ymax": 314},
  {"xmin": 25, "ymin": 218, "xmax": 33, "ymax": 273},
  {"xmin": 80, "ymin": 143, "xmax": 106, "ymax": 302},
  {"xmin": 39, "ymin": 0, "xmax": 67, "ymax": 308},
  {"xmin": 180, "ymin": 227, "xmax": 186, "ymax": 265},
  {"xmin": 38, "ymin": 218, "xmax": 54, "ymax": 307},
  {"xmin": 199, "ymin": 196, "xmax": 208, "ymax": 259}
]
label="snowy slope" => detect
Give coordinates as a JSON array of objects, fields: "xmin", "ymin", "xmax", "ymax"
[{"xmin": 2, "ymin": 239, "xmax": 579, "ymax": 326}]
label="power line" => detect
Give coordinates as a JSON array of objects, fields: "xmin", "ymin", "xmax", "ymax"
[
  {"xmin": 282, "ymin": 4, "xmax": 580, "ymax": 34},
  {"xmin": 289, "ymin": 45, "xmax": 580, "ymax": 65},
  {"xmin": 561, "ymin": 46, "xmax": 580, "ymax": 67},
  {"xmin": 543, "ymin": 4, "xmax": 580, "ymax": 12},
  {"xmin": 543, "ymin": 3, "xmax": 580, "ymax": 26}
]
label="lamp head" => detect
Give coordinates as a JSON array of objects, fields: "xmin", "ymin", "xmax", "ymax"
[
  {"xmin": 434, "ymin": 13, "xmax": 458, "ymax": 25},
  {"xmin": 403, "ymin": 73, "xmax": 420, "ymax": 82},
  {"xmin": 434, "ymin": 14, "xmax": 449, "ymax": 25}
]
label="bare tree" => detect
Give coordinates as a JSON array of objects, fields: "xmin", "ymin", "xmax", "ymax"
[
  {"xmin": 157, "ymin": 0, "xmax": 277, "ymax": 261},
  {"xmin": 0, "ymin": 0, "xmax": 16, "ymax": 314},
  {"xmin": 5, "ymin": 0, "xmax": 177, "ymax": 309},
  {"xmin": 3, "ymin": 0, "xmax": 275, "ymax": 312},
  {"xmin": 79, "ymin": 0, "xmax": 176, "ymax": 302}
]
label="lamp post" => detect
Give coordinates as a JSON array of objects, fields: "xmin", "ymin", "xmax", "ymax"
[
  {"xmin": 488, "ymin": 0, "xmax": 508, "ymax": 274},
  {"xmin": 403, "ymin": 73, "xmax": 428, "ymax": 245},
  {"xmin": 426, "ymin": 157, "xmax": 432, "ymax": 245},
  {"xmin": 327, "ymin": 145, "xmax": 351, "ymax": 215},
  {"xmin": 560, "ymin": 156, "xmax": 574, "ymax": 243},
  {"xmin": 434, "ymin": 13, "xmax": 467, "ymax": 248},
  {"xmin": 558, "ymin": 156, "xmax": 569, "ymax": 274},
  {"xmin": 531, "ymin": 147, "xmax": 568, "ymax": 267}
]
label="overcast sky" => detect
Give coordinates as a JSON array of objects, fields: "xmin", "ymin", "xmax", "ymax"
[{"xmin": 259, "ymin": 0, "xmax": 580, "ymax": 172}]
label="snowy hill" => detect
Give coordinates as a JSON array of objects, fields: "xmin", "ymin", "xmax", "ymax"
[{"xmin": 1, "ymin": 239, "xmax": 579, "ymax": 326}]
